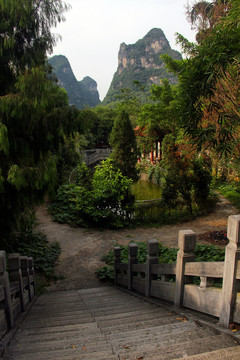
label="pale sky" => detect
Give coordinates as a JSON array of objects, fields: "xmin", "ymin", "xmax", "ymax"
[{"xmin": 51, "ymin": 0, "xmax": 197, "ymax": 101}]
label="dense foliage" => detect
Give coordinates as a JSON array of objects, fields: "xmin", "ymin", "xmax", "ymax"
[
  {"xmin": 76, "ymin": 107, "xmax": 116, "ymax": 148},
  {"xmin": 0, "ymin": 0, "xmax": 72, "ymax": 249},
  {"xmin": 137, "ymin": 79, "xmax": 178, "ymax": 154},
  {"xmin": 163, "ymin": 0, "xmax": 240, "ymax": 158},
  {"xmin": 16, "ymin": 230, "xmax": 61, "ymax": 276},
  {"xmin": 0, "ymin": 0, "xmax": 69, "ymax": 94},
  {"xmin": 110, "ymin": 110, "xmax": 139, "ymax": 182},
  {"xmin": 0, "ymin": 67, "xmax": 75, "ymax": 248},
  {"xmin": 50, "ymin": 159, "xmax": 135, "ymax": 228}
]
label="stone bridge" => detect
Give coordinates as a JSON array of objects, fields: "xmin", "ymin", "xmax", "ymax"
[
  {"xmin": 83, "ymin": 148, "xmax": 112, "ymax": 167},
  {"xmin": 2, "ymin": 216, "xmax": 240, "ymax": 359},
  {"xmin": 69, "ymin": 148, "xmax": 112, "ymax": 183}
]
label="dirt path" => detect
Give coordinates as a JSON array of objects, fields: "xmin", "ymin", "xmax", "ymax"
[{"xmin": 35, "ymin": 196, "xmax": 238, "ymax": 291}]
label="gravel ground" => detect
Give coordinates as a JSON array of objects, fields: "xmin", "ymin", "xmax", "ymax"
[{"xmin": 35, "ymin": 195, "xmax": 238, "ymax": 291}]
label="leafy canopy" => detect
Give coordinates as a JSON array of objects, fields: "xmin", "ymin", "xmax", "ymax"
[
  {"xmin": 110, "ymin": 109, "xmax": 139, "ymax": 182},
  {"xmin": 0, "ymin": 0, "xmax": 69, "ymax": 94},
  {"xmin": 0, "ymin": 0, "xmax": 70, "ymax": 248},
  {"xmin": 163, "ymin": 0, "xmax": 240, "ymax": 157}
]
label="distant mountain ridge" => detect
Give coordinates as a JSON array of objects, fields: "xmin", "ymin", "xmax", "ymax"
[
  {"xmin": 48, "ymin": 55, "xmax": 100, "ymax": 109},
  {"xmin": 102, "ymin": 28, "xmax": 182, "ymax": 105}
]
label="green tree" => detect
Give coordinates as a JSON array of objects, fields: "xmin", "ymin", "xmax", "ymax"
[
  {"xmin": 0, "ymin": 67, "xmax": 73, "ymax": 248},
  {"xmin": 0, "ymin": 0, "xmax": 69, "ymax": 94},
  {"xmin": 75, "ymin": 107, "xmax": 115, "ymax": 148},
  {"xmin": 186, "ymin": 0, "xmax": 230, "ymax": 43},
  {"xmin": 0, "ymin": 0, "xmax": 70, "ymax": 248},
  {"xmin": 137, "ymin": 80, "xmax": 178, "ymax": 154},
  {"xmin": 163, "ymin": 0, "xmax": 240, "ymax": 157},
  {"xmin": 110, "ymin": 110, "xmax": 139, "ymax": 182}
]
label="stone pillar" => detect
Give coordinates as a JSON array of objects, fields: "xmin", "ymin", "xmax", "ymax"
[
  {"xmin": 114, "ymin": 247, "xmax": 122, "ymax": 286},
  {"xmin": 145, "ymin": 239, "xmax": 158, "ymax": 297},
  {"xmin": 20, "ymin": 256, "xmax": 31, "ymax": 302},
  {"xmin": 28, "ymin": 257, "xmax": 36, "ymax": 296},
  {"xmin": 0, "ymin": 251, "xmax": 14, "ymax": 329},
  {"xmin": 219, "ymin": 215, "xmax": 240, "ymax": 327},
  {"xmin": 8, "ymin": 254, "xmax": 25, "ymax": 312},
  {"xmin": 174, "ymin": 230, "xmax": 196, "ymax": 308},
  {"xmin": 128, "ymin": 243, "xmax": 138, "ymax": 290}
]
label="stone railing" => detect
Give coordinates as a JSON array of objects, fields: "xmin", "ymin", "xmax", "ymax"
[
  {"xmin": 0, "ymin": 252, "xmax": 36, "ymax": 339},
  {"xmin": 114, "ymin": 215, "xmax": 240, "ymax": 328},
  {"xmin": 69, "ymin": 148, "xmax": 112, "ymax": 184},
  {"xmin": 83, "ymin": 148, "xmax": 112, "ymax": 167},
  {"xmin": 83, "ymin": 148, "xmax": 112, "ymax": 166}
]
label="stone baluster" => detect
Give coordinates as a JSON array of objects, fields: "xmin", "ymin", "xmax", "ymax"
[
  {"xmin": 128, "ymin": 243, "xmax": 138, "ymax": 291},
  {"xmin": 0, "ymin": 251, "xmax": 14, "ymax": 329},
  {"xmin": 220, "ymin": 215, "xmax": 240, "ymax": 327},
  {"xmin": 28, "ymin": 257, "xmax": 36, "ymax": 296},
  {"xmin": 20, "ymin": 256, "xmax": 30, "ymax": 302},
  {"xmin": 145, "ymin": 239, "xmax": 159, "ymax": 297},
  {"xmin": 174, "ymin": 230, "xmax": 196, "ymax": 308},
  {"xmin": 114, "ymin": 247, "xmax": 122, "ymax": 286},
  {"xmin": 8, "ymin": 254, "xmax": 25, "ymax": 312}
]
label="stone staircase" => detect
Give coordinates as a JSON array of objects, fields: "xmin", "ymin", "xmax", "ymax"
[{"xmin": 3, "ymin": 287, "xmax": 240, "ymax": 360}]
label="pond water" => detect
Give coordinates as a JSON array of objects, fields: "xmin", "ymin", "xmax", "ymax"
[{"xmin": 131, "ymin": 180, "xmax": 162, "ymax": 201}]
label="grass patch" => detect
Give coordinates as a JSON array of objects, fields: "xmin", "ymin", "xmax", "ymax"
[
  {"xmin": 133, "ymin": 196, "xmax": 216, "ymax": 227},
  {"xmin": 215, "ymin": 181, "xmax": 240, "ymax": 210}
]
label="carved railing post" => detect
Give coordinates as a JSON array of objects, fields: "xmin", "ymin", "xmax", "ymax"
[
  {"xmin": 128, "ymin": 243, "xmax": 138, "ymax": 290},
  {"xmin": 20, "ymin": 256, "xmax": 31, "ymax": 302},
  {"xmin": 8, "ymin": 254, "xmax": 25, "ymax": 312},
  {"xmin": 0, "ymin": 251, "xmax": 14, "ymax": 329},
  {"xmin": 114, "ymin": 247, "xmax": 122, "ymax": 286},
  {"xmin": 28, "ymin": 257, "xmax": 36, "ymax": 296},
  {"xmin": 174, "ymin": 230, "xmax": 196, "ymax": 308},
  {"xmin": 145, "ymin": 239, "xmax": 158, "ymax": 297},
  {"xmin": 220, "ymin": 215, "xmax": 240, "ymax": 327}
]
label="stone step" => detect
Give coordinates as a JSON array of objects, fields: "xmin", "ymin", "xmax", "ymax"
[
  {"xmin": 7, "ymin": 348, "xmax": 117, "ymax": 360},
  {"xmin": 81, "ymin": 297, "xmax": 149, "ymax": 307},
  {"xmin": 95, "ymin": 307, "xmax": 168, "ymax": 321},
  {"xmin": 26, "ymin": 309, "xmax": 91, "ymax": 320},
  {"xmin": 96, "ymin": 310, "xmax": 176, "ymax": 328},
  {"xmin": 31, "ymin": 302, "xmax": 87, "ymax": 311},
  {"xmin": 77, "ymin": 287, "xmax": 117, "ymax": 294},
  {"xmin": 112, "ymin": 326, "xmax": 219, "ymax": 356},
  {"xmin": 19, "ymin": 322, "xmax": 99, "ymax": 335},
  {"xmin": 12, "ymin": 338, "xmax": 112, "ymax": 355},
  {"xmin": 15, "ymin": 331, "xmax": 106, "ymax": 344},
  {"xmin": 100, "ymin": 315, "xmax": 185, "ymax": 334},
  {"xmin": 21, "ymin": 316, "xmax": 95, "ymax": 328},
  {"xmin": 106, "ymin": 320, "xmax": 197, "ymax": 342},
  {"xmin": 86, "ymin": 304, "xmax": 159, "ymax": 316},
  {"xmin": 3, "ymin": 286, "xmax": 240, "ymax": 360},
  {"xmin": 176, "ymin": 345, "xmax": 240, "ymax": 359},
  {"xmin": 123, "ymin": 334, "xmax": 238, "ymax": 360}
]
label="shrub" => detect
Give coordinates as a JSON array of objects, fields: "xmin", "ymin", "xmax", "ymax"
[
  {"xmin": 50, "ymin": 159, "xmax": 135, "ymax": 228},
  {"xmin": 192, "ymin": 158, "xmax": 212, "ymax": 208},
  {"xmin": 161, "ymin": 156, "xmax": 212, "ymax": 214},
  {"xmin": 49, "ymin": 184, "xmax": 91, "ymax": 226},
  {"xmin": 96, "ymin": 242, "xmax": 225, "ymax": 282},
  {"xmin": 16, "ymin": 230, "xmax": 61, "ymax": 276}
]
